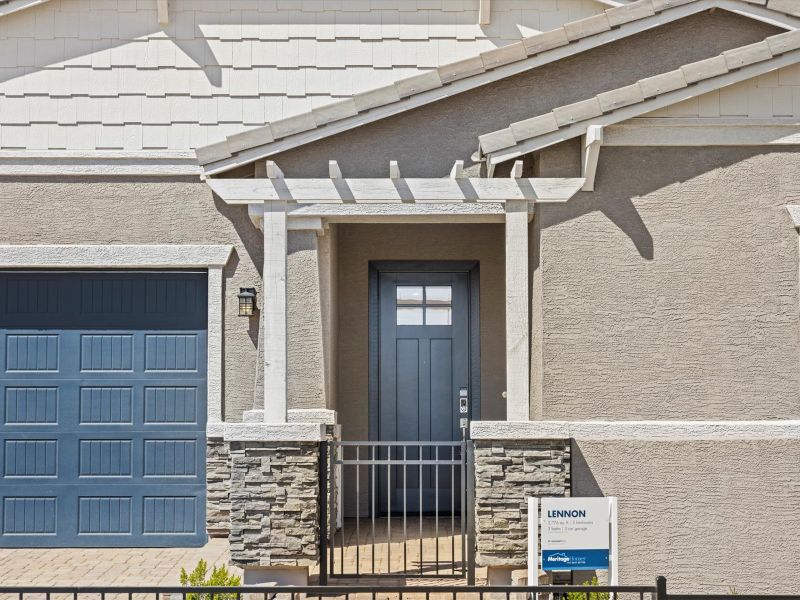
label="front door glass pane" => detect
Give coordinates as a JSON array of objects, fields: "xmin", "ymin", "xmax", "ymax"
[
  {"xmin": 425, "ymin": 286, "xmax": 452, "ymax": 304},
  {"xmin": 425, "ymin": 306, "xmax": 452, "ymax": 325},
  {"xmin": 396, "ymin": 286, "xmax": 423, "ymax": 304},
  {"xmin": 397, "ymin": 306, "xmax": 424, "ymax": 325}
]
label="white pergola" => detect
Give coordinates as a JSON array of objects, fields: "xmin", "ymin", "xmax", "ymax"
[{"xmin": 207, "ymin": 160, "xmax": 586, "ymax": 425}]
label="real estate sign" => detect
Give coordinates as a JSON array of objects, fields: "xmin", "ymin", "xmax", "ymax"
[{"xmin": 540, "ymin": 498, "xmax": 614, "ymax": 572}]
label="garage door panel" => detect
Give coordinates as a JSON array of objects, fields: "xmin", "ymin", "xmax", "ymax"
[
  {"xmin": 0, "ymin": 271, "xmax": 207, "ymax": 548},
  {"xmin": 4, "ymin": 386, "xmax": 59, "ymax": 424},
  {"xmin": 6, "ymin": 334, "xmax": 60, "ymax": 372}
]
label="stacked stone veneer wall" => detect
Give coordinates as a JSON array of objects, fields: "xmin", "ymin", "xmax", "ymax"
[
  {"xmin": 475, "ymin": 439, "xmax": 571, "ymax": 567},
  {"xmin": 229, "ymin": 441, "xmax": 319, "ymax": 567},
  {"xmin": 207, "ymin": 437, "xmax": 231, "ymax": 537},
  {"xmin": 205, "ymin": 423, "xmax": 336, "ymax": 548}
]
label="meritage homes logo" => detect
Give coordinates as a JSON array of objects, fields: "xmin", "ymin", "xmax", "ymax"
[{"xmin": 546, "ymin": 552, "xmax": 572, "ymax": 565}]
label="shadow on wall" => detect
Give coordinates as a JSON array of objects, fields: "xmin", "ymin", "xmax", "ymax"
[
  {"xmin": 535, "ymin": 144, "xmax": 791, "ymax": 261},
  {"xmin": 570, "ymin": 441, "xmax": 604, "ymax": 497}
]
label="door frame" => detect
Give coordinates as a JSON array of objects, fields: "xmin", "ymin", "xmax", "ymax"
[{"xmin": 368, "ymin": 260, "xmax": 481, "ymax": 442}]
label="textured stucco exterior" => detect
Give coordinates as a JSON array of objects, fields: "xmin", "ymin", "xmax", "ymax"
[
  {"xmin": 533, "ymin": 146, "xmax": 800, "ymax": 420},
  {"xmin": 573, "ymin": 438, "xmax": 800, "ymax": 592},
  {"xmin": 287, "ymin": 227, "xmax": 338, "ymax": 411},
  {"xmin": 272, "ymin": 11, "xmax": 778, "ymax": 179}
]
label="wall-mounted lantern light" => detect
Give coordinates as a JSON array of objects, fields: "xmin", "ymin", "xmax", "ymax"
[{"xmin": 238, "ymin": 288, "xmax": 257, "ymax": 317}]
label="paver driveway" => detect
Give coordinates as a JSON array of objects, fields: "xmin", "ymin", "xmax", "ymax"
[{"xmin": 0, "ymin": 537, "xmax": 236, "ymax": 586}]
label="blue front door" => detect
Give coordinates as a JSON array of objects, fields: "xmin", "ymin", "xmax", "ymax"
[
  {"xmin": 376, "ymin": 268, "xmax": 472, "ymax": 513},
  {"xmin": 0, "ymin": 271, "xmax": 208, "ymax": 547}
]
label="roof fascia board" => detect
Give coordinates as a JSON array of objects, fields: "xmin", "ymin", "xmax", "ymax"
[
  {"xmin": 717, "ymin": 0, "xmax": 800, "ymax": 30},
  {"xmin": 486, "ymin": 47, "xmax": 800, "ymax": 165},
  {"xmin": 605, "ymin": 117, "xmax": 800, "ymax": 146},
  {"xmin": 202, "ymin": 0, "xmax": 734, "ymax": 176},
  {"xmin": 0, "ymin": 0, "xmax": 50, "ymax": 17}
]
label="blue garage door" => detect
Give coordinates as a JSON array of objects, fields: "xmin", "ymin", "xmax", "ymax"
[{"xmin": 0, "ymin": 271, "xmax": 207, "ymax": 547}]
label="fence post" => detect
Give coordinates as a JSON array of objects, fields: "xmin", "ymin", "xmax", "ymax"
[
  {"xmin": 656, "ymin": 576, "xmax": 667, "ymax": 600},
  {"xmin": 318, "ymin": 440, "xmax": 328, "ymax": 586}
]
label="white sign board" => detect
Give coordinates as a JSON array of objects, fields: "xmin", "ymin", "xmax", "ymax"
[{"xmin": 528, "ymin": 497, "xmax": 618, "ymax": 584}]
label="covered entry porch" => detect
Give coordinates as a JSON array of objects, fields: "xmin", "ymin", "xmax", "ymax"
[
  {"xmin": 208, "ymin": 162, "xmax": 585, "ymax": 431},
  {"xmin": 207, "ymin": 163, "xmax": 583, "ymax": 584}
]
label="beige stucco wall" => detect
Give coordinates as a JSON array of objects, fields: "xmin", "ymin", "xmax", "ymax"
[
  {"xmin": 533, "ymin": 146, "xmax": 800, "ymax": 420},
  {"xmin": 0, "ymin": 178, "xmax": 338, "ymax": 422},
  {"xmin": 336, "ymin": 223, "xmax": 506, "ymax": 442},
  {"xmin": 287, "ymin": 227, "xmax": 338, "ymax": 411},
  {"xmin": 573, "ymin": 438, "xmax": 800, "ymax": 592}
]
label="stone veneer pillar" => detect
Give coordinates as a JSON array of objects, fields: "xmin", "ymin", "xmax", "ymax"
[
  {"xmin": 223, "ymin": 422, "xmax": 326, "ymax": 585},
  {"xmin": 206, "ymin": 436, "xmax": 232, "ymax": 537},
  {"xmin": 473, "ymin": 438, "xmax": 571, "ymax": 583}
]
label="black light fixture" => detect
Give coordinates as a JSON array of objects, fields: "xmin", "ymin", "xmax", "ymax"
[{"xmin": 237, "ymin": 288, "xmax": 257, "ymax": 317}]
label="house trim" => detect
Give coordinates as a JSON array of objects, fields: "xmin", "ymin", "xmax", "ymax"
[
  {"xmin": 470, "ymin": 420, "xmax": 800, "ymax": 439},
  {"xmin": 0, "ymin": 152, "xmax": 202, "ymax": 177},
  {"xmin": 786, "ymin": 205, "xmax": 800, "ymax": 228},
  {"xmin": 206, "ymin": 176, "xmax": 586, "ymax": 205},
  {"xmin": 0, "ymin": 0, "xmax": 51, "ymax": 18},
  {"xmin": 0, "ymin": 244, "xmax": 233, "ymax": 426},
  {"xmin": 605, "ymin": 118, "xmax": 800, "ymax": 146}
]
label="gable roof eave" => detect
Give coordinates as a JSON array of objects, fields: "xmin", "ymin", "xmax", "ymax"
[
  {"xmin": 198, "ymin": 0, "xmax": 800, "ymax": 176},
  {"xmin": 478, "ymin": 30, "xmax": 800, "ymax": 164},
  {"xmin": 0, "ymin": 0, "xmax": 50, "ymax": 18}
]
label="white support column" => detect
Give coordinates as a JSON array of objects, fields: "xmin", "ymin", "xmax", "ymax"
[
  {"xmin": 207, "ymin": 265, "xmax": 224, "ymax": 423},
  {"xmin": 505, "ymin": 199, "xmax": 530, "ymax": 421},
  {"xmin": 263, "ymin": 199, "xmax": 288, "ymax": 423}
]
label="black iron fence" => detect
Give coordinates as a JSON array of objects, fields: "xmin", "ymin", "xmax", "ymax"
[
  {"xmin": 0, "ymin": 583, "xmax": 654, "ymax": 600},
  {"xmin": 7, "ymin": 578, "xmax": 799, "ymax": 600},
  {"xmin": 321, "ymin": 440, "xmax": 475, "ymax": 583}
]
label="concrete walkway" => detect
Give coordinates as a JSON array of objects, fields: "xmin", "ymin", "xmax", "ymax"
[{"xmin": 0, "ymin": 537, "xmax": 236, "ymax": 586}]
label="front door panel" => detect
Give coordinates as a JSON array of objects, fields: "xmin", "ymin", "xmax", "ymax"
[{"xmin": 377, "ymin": 269, "xmax": 471, "ymax": 513}]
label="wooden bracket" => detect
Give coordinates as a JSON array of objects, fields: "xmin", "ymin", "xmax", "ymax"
[
  {"xmin": 266, "ymin": 160, "xmax": 284, "ymax": 179},
  {"xmin": 581, "ymin": 125, "xmax": 604, "ymax": 191}
]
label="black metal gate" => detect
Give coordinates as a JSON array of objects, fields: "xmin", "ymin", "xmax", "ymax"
[{"xmin": 320, "ymin": 440, "xmax": 475, "ymax": 583}]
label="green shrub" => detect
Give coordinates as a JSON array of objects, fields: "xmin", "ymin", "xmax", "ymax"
[
  {"xmin": 179, "ymin": 559, "xmax": 241, "ymax": 600},
  {"xmin": 566, "ymin": 576, "xmax": 611, "ymax": 600}
]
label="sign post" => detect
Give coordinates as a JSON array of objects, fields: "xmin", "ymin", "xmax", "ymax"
[{"xmin": 528, "ymin": 497, "xmax": 618, "ymax": 584}]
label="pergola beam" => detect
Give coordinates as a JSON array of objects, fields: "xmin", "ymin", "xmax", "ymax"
[
  {"xmin": 207, "ymin": 176, "xmax": 585, "ymax": 205},
  {"xmin": 247, "ymin": 202, "xmax": 508, "ymax": 225}
]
